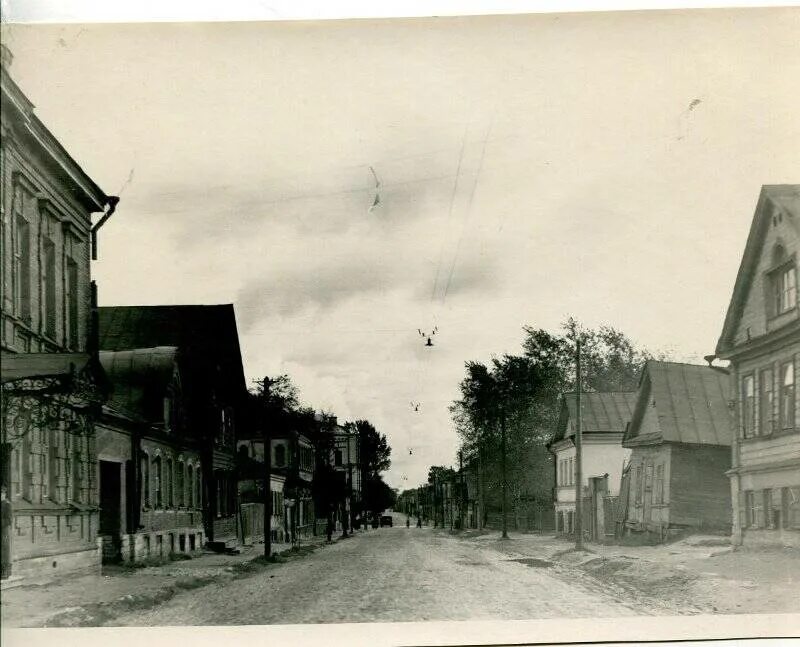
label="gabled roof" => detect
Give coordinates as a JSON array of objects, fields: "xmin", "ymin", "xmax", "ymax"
[
  {"xmin": 624, "ymin": 361, "xmax": 732, "ymax": 447},
  {"xmin": 716, "ymin": 185, "xmax": 800, "ymax": 356},
  {"xmin": 99, "ymin": 347, "xmax": 178, "ymax": 423},
  {"xmin": 97, "ymin": 304, "xmax": 247, "ymax": 396},
  {"xmin": 1, "ymin": 59, "xmax": 110, "ymax": 212},
  {"xmin": 551, "ymin": 391, "xmax": 637, "ymax": 444}
]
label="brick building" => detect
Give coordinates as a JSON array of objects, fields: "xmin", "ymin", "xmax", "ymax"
[
  {"xmin": 95, "ymin": 347, "xmax": 205, "ymax": 563},
  {"xmin": 1, "ymin": 45, "xmax": 119, "ymax": 580},
  {"xmin": 715, "ymin": 184, "xmax": 800, "ymax": 547},
  {"xmin": 97, "ymin": 305, "xmax": 247, "ymax": 552}
]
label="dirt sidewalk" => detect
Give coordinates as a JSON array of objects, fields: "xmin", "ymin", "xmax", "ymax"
[{"xmin": 464, "ymin": 531, "xmax": 800, "ymax": 615}]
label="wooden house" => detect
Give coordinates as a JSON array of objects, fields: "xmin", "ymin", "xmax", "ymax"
[
  {"xmin": 715, "ymin": 184, "xmax": 800, "ymax": 547},
  {"xmin": 620, "ymin": 361, "xmax": 732, "ymax": 541},
  {"xmin": 548, "ymin": 391, "xmax": 636, "ymax": 538}
]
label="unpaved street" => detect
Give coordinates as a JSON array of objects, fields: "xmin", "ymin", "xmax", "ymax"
[{"xmin": 110, "ymin": 514, "xmax": 652, "ymax": 626}]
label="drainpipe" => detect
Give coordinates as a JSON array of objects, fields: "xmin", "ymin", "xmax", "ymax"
[{"xmin": 91, "ymin": 196, "xmax": 120, "ymax": 261}]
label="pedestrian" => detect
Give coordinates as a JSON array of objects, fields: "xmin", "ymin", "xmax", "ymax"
[
  {"xmin": 406, "ymin": 517, "xmax": 410, "ymax": 528},
  {"xmin": 1, "ymin": 484, "xmax": 11, "ymax": 580},
  {"xmin": 417, "ymin": 516, "xmax": 422, "ymax": 528}
]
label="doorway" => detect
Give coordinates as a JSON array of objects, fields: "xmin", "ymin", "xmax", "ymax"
[{"xmin": 99, "ymin": 461, "xmax": 122, "ymax": 563}]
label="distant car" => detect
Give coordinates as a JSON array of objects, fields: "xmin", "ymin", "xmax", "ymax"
[{"xmin": 379, "ymin": 515, "xmax": 393, "ymax": 528}]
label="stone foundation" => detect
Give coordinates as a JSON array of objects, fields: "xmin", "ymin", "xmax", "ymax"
[{"xmin": 120, "ymin": 527, "xmax": 204, "ymax": 563}]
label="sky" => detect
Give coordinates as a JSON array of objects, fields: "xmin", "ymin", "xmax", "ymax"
[{"xmin": 2, "ymin": 8, "xmax": 799, "ymax": 490}]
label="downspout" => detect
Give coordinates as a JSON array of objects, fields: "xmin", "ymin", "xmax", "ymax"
[{"xmin": 91, "ymin": 196, "xmax": 120, "ymax": 261}]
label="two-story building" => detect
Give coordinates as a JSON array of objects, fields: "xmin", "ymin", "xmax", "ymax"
[
  {"xmin": 548, "ymin": 391, "xmax": 636, "ymax": 537},
  {"xmin": 715, "ymin": 184, "xmax": 800, "ymax": 547},
  {"xmin": 97, "ymin": 305, "xmax": 246, "ymax": 552},
  {"xmin": 1, "ymin": 45, "xmax": 119, "ymax": 581},
  {"xmin": 94, "ymin": 347, "xmax": 205, "ymax": 563}
]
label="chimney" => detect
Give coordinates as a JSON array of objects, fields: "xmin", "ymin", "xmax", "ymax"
[{"xmin": 1, "ymin": 44, "xmax": 13, "ymax": 71}]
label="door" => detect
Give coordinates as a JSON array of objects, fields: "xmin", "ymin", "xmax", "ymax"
[
  {"xmin": 99, "ymin": 461, "xmax": 122, "ymax": 562},
  {"xmin": 644, "ymin": 463, "xmax": 654, "ymax": 524}
]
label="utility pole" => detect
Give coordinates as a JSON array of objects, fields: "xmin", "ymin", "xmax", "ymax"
[
  {"xmin": 432, "ymin": 474, "xmax": 438, "ymax": 528},
  {"xmin": 459, "ymin": 449, "xmax": 464, "ymax": 530},
  {"xmin": 262, "ymin": 377, "xmax": 272, "ymax": 559},
  {"xmin": 501, "ymin": 404, "xmax": 509, "ymax": 539},
  {"xmin": 575, "ymin": 339, "xmax": 584, "ymax": 551}
]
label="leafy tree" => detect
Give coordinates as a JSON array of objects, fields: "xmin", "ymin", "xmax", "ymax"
[{"xmin": 451, "ymin": 318, "xmax": 662, "ymax": 534}]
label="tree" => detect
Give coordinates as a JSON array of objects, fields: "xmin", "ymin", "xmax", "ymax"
[{"xmin": 451, "ymin": 318, "xmax": 662, "ymax": 535}]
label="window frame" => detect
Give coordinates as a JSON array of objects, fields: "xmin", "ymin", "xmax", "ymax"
[
  {"xmin": 779, "ymin": 361, "xmax": 795, "ymax": 430},
  {"xmin": 742, "ymin": 374, "xmax": 756, "ymax": 438}
]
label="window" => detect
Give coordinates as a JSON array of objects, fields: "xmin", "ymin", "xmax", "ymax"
[
  {"xmin": 195, "ymin": 468, "xmax": 202, "ymax": 509},
  {"xmin": 742, "ymin": 375, "xmax": 755, "ymax": 438},
  {"xmin": 334, "ymin": 449, "xmax": 343, "ymax": 467},
  {"xmin": 783, "ymin": 487, "xmax": 800, "ymax": 530},
  {"xmin": 760, "ymin": 367, "xmax": 774, "ymax": 436},
  {"xmin": 141, "ymin": 454, "xmax": 150, "ymax": 508},
  {"xmin": 166, "ymin": 458, "xmax": 173, "ymax": 507},
  {"xmin": 14, "ymin": 214, "xmax": 31, "ymax": 321},
  {"xmin": 275, "ymin": 444, "xmax": 286, "ymax": 468},
  {"xmin": 654, "ymin": 464, "xmax": 665, "ymax": 504},
  {"xmin": 635, "ymin": 466, "xmax": 643, "ymax": 505},
  {"xmin": 153, "ymin": 456, "xmax": 162, "ymax": 508},
  {"xmin": 176, "ymin": 461, "xmax": 185, "ymax": 506},
  {"xmin": 775, "ymin": 265, "xmax": 797, "ymax": 314},
  {"xmin": 72, "ymin": 436, "xmax": 84, "ymax": 504},
  {"xmin": 43, "ymin": 238, "xmax": 57, "ymax": 339},
  {"xmin": 163, "ymin": 398, "xmax": 172, "ymax": 431},
  {"xmin": 66, "ymin": 258, "xmax": 79, "ymax": 349},
  {"xmin": 10, "ymin": 443, "xmax": 21, "ymax": 499},
  {"xmin": 780, "ymin": 361, "xmax": 795, "ymax": 429},
  {"xmin": 220, "ymin": 407, "xmax": 234, "ymax": 447},
  {"xmin": 745, "ymin": 490, "xmax": 755, "ymax": 527},
  {"xmin": 569, "ymin": 457, "xmax": 574, "ymax": 486},
  {"xmin": 764, "ymin": 489, "xmax": 774, "ymax": 528},
  {"xmin": 187, "ymin": 464, "xmax": 195, "ymax": 508}
]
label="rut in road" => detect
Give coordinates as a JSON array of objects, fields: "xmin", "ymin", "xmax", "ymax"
[{"xmin": 108, "ymin": 528, "xmax": 656, "ymax": 626}]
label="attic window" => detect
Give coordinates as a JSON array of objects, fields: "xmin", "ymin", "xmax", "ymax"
[{"xmin": 773, "ymin": 264, "xmax": 797, "ymax": 315}]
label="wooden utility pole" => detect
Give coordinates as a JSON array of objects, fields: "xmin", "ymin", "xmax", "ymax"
[
  {"xmin": 262, "ymin": 377, "xmax": 272, "ymax": 559},
  {"xmin": 574, "ymin": 340, "xmax": 584, "ymax": 551},
  {"xmin": 459, "ymin": 449, "xmax": 465, "ymax": 530},
  {"xmin": 501, "ymin": 405, "xmax": 509, "ymax": 539}
]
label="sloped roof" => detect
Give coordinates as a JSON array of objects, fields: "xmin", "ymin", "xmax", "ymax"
[
  {"xmin": 99, "ymin": 347, "xmax": 178, "ymax": 422},
  {"xmin": 97, "ymin": 304, "xmax": 247, "ymax": 396},
  {"xmin": 552, "ymin": 391, "xmax": 637, "ymax": 444},
  {"xmin": 716, "ymin": 185, "xmax": 800, "ymax": 356},
  {"xmin": 625, "ymin": 361, "xmax": 732, "ymax": 447}
]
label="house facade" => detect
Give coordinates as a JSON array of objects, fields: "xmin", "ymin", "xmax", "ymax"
[
  {"xmin": 97, "ymin": 305, "xmax": 247, "ymax": 551},
  {"xmin": 715, "ymin": 184, "xmax": 800, "ymax": 548},
  {"xmin": 620, "ymin": 361, "xmax": 732, "ymax": 541},
  {"xmin": 0, "ymin": 46, "xmax": 119, "ymax": 580},
  {"xmin": 548, "ymin": 391, "xmax": 636, "ymax": 536},
  {"xmin": 95, "ymin": 347, "xmax": 205, "ymax": 563}
]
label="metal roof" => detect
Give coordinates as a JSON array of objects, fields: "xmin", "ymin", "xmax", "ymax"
[
  {"xmin": 562, "ymin": 391, "xmax": 637, "ymax": 436},
  {"xmin": 1, "ymin": 352, "xmax": 90, "ymax": 383},
  {"xmin": 625, "ymin": 361, "xmax": 732, "ymax": 447}
]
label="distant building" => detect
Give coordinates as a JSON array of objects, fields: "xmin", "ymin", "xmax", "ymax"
[
  {"xmin": 97, "ymin": 305, "xmax": 247, "ymax": 552},
  {"xmin": 1, "ymin": 45, "xmax": 119, "ymax": 580},
  {"xmin": 548, "ymin": 391, "xmax": 636, "ymax": 538},
  {"xmin": 716, "ymin": 184, "xmax": 800, "ymax": 547},
  {"xmin": 95, "ymin": 347, "xmax": 205, "ymax": 563},
  {"xmin": 619, "ymin": 361, "xmax": 732, "ymax": 541}
]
